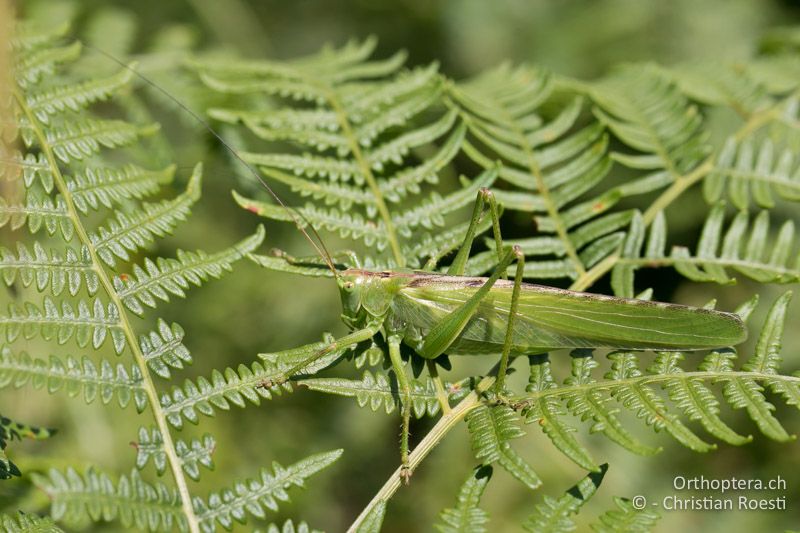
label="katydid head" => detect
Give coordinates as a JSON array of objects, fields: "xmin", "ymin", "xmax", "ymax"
[
  {"xmin": 337, "ymin": 270, "xmax": 366, "ymax": 328},
  {"xmin": 337, "ymin": 269, "xmax": 411, "ymax": 329},
  {"xmin": 337, "ymin": 274, "xmax": 361, "ymax": 311}
]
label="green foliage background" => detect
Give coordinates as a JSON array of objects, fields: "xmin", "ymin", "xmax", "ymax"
[{"xmin": 3, "ymin": 0, "xmax": 800, "ymax": 531}]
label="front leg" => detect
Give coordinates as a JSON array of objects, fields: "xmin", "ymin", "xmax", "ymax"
[{"xmin": 258, "ymin": 322, "xmax": 381, "ymax": 388}]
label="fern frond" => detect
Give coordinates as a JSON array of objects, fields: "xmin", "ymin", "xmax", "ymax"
[
  {"xmin": 200, "ymin": 38, "xmax": 481, "ymax": 268},
  {"xmin": 450, "ymin": 64, "xmax": 552, "ymax": 135},
  {"xmin": 649, "ymin": 351, "xmax": 751, "ymax": 446},
  {"xmin": 25, "ymin": 67, "xmax": 134, "ymax": 124},
  {"xmin": 563, "ymin": 354, "xmax": 662, "ymax": 456},
  {"xmin": 392, "ymin": 168, "xmax": 496, "ymax": 234},
  {"xmin": 300, "ymin": 370, "xmax": 471, "ymax": 418},
  {"xmin": 356, "ymin": 80, "xmax": 443, "ymax": 144},
  {"xmin": 345, "ymin": 63, "xmax": 440, "ymax": 115},
  {"xmin": 611, "ymin": 207, "xmax": 800, "ymax": 297},
  {"xmin": 8, "ymin": 27, "xmax": 255, "ymax": 531},
  {"xmin": 0, "ymin": 511, "xmax": 64, "ymax": 532},
  {"xmin": 589, "ymin": 65, "xmax": 709, "ymax": 175},
  {"xmin": 705, "ymin": 137, "xmax": 800, "ymax": 210},
  {"xmin": 32, "ymin": 467, "xmax": 186, "ymax": 532},
  {"xmin": 466, "ymin": 206, "xmax": 633, "ymax": 279},
  {"xmin": 450, "ymin": 64, "xmax": 659, "ymax": 281},
  {"xmin": 138, "ymin": 319, "xmax": 192, "ymax": 379},
  {"xmin": 238, "ymin": 114, "xmax": 349, "ymax": 154},
  {"xmin": 12, "ymin": 20, "xmax": 69, "ymax": 49},
  {"xmin": 115, "ymin": 226, "xmax": 265, "ymax": 315},
  {"xmin": 15, "ymin": 40, "xmax": 82, "ymax": 88},
  {"xmin": 193, "ymin": 450, "xmax": 342, "ymax": 533},
  {"xmin": 89, "ymin": 164, "xmax": 202, "ymax": 266},
  {"xmin": 195, "ymin": 37, "xmax": 403, "ymax": 100},
  {"xmin": 0, "ymin": 190, "xmax": 72, "ymax": 239},
  {"xmin": 722, "ymin": 370, "xmax": 795, "ymax": 442},
  {"xmin": 0, "ymin": 242, "xmax": 97, "ymax": 296},
  {"xmin": 722, "ymin": 291, "xmax": 794, "ymax": 441},
  {"xmin": 6, "ymin": 22, "xmax": 310, "ymax": 533},
  {"xmin": 0, "ymin": 347, "xmax": 147, "ymax": 412},
  {"xmin": 379, "ymin": 123, "xmax": 465, "ymax": 203},
  {"xmin": 526, "ymin": 356, "xmax": 600, "ymax": 470},
  {"xmin": 466, "ymin": 404, "xmax": 541, "ymax": 490},
  {"xmin": 68, "ymin": 164, "xmax": 176, "ymax": 214},
  {"xmin": 161, "ymin": 332, "xmax": 359, "ymax": 428},
  {"xmin": 160, "ymin": 362, "xmax": 291, "ymax": 429},
  {"xmin": 749, "ymin": 292, "xmax": 800, "ymax": 408},
  {"xmin": 23, "ymin": 118, "xmax": 154, "ymax": 164},
  {"xmin": 589, "ymin": 497, "xmax": 661, "ymax": 533},
  {"xmin": 240, "ymin": 151, "xmax": 359, "ymax": 183},
  {"xmin": 208, "ymin": 107, "xmax": 339, "ymax": 135},
  {"xmin": 664, "ymin": 62, "xmax": 770, "ymax": 116},
  {"xmin": 435, "ymin": 465, "xmax": 492, "ymax": 533},
  {"xmin": 523, "ymin": 465, "xmax": 607, "ymax": 533},
  {"xmin": 0, "ymin": 296, "xmax": 127, "ymax": 354},
  {"xmin": 236, "ymin": 197, "xmax": 389, "ymax": 250},
  {"xmin": 605, "ymin": 351, "xmax": 716, "ymax": 452},
  {"xmin": 135, "ymin": 427, "xmax": 215, "ymax": 481},
  {"xmin": 351, "ymin": 341, "xmax": 387, "ymax": 368},
  {"xmin": 246, "ymin": 167, "xmax": 373, "ymax": 213},
  {"xmin": 366, "ymin": 108, "xmax": 457, "ymax": 170},
  {"xmin": 1, "ymin": 150, "xmax": 51, "ymax": 191}
]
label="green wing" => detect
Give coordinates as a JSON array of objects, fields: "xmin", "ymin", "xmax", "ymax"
[{"xmin": 393, "ymin": 276, "xmax": 746, "ymax": 355}]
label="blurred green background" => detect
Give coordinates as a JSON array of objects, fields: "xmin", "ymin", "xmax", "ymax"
[{"xmin": 3, "ymin": 0, "xmax": 800, "ymax": 531}]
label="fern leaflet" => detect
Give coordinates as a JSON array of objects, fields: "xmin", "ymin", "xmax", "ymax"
[{"xmin": 435, "ymin": 465, "xmax": 492, "ymax": 533}]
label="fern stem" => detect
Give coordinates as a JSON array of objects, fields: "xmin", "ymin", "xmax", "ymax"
[
  {"xmin": 568, "ymin": 254, "xmax": 617, "ymax": 292},
  {"xmin": 324, "ymin": 88, "xmax": 405, "ymax": 266},
  {"xmin": 347, "ymin": 376, "xmax": 495, "ymax": 532},
  {"xmin": 14, "ymin": 90, "xmax": 202, "ymax": 533},
  {"xmin": 569, "ymin": 96, "xmax": 791, "ymax": 293},
  {"xmin": 641, "ymin": 160, "xmax": 714, "ymax": 225}
]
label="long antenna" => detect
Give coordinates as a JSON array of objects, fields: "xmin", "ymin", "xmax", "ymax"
[{"xmin": 82, "ymin": 42, "xmax": 339, "ymax": 276}]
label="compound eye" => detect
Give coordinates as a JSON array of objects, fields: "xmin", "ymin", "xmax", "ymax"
[{"xmin": 343, "ymin": 281, "xmax": 355, "ymax": 291}]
